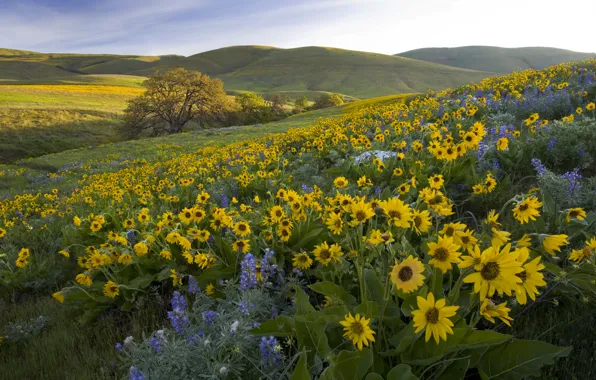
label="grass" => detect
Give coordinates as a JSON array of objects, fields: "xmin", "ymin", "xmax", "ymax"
[
  {"xmin": 397, "ymin": 46, "xmax": 596, "ymax": 74},
  {"xmin": 0, "ymin": 296, "xmax": 165, "ymax": 380},
  {"xmin": 0, "ymin": 76, "xmax": 146, "ymax": 163},
  {"xmin": 1, "ymin": 45, "xmax": 494, "ymax": 98}
]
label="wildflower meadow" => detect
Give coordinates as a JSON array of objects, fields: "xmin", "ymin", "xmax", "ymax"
[{"xmin": 2, "ymin": 59, "xmax": 596, "ymax": 379}]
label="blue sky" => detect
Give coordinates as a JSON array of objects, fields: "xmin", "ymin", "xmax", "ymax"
[{"xmin": 1, "ymin": 0, "xmax": 595, "ymax": 56}]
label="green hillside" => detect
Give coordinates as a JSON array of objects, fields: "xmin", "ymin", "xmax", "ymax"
[
  {"xmin": 0, "ymin": 45, "xmax": 494, "ymax": 97},
  {"xmin": 397, "ymin": 46, "xmax": 596, "ymax": 73},
  {"xmin": 0, "ymin": 61, "xmax": 78, "ymax": 81}
]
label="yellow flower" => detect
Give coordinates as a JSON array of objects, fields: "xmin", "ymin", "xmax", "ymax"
[
  {"xmin": 513, "ymin": 247, "xmax": 546, "ymax": 304},
  {"xmin": 339, "ymin": 313, "xmax": 375, "ymax": 350},
  {"xmin": 232, "ymin": 239, "xmax": 250, "ymax": 254},
  {"xmin": 349, "ymin": 198, "xmax": 375, "ymax": 227},
  {"xmin": 390, "ymin": 255, "xmax": 425, "ymax": 293},
  {"xmin": 179, "ymin": 208, "xmax": 194, "ymax": 224},
  {"xmin": 516, "ymin": 234, "xmax": 532, "ymax": 248},
  {"xmin": 292, "ymin": 252, "xmax": 313, "ymax": 270},
  {"xmin": 134, "ymin": 242, "xmax": 149, "ymax": 257},
  {"xmin": 410, "ymin": 209, "xmax": 432, "ymax": 235},
  {"xmin": 325, "ymin": 211, "xmax": 344, "ymax": 235},
  {"xmin": 428, "ymin": 174, "xmax": 444, "ymax": 189},
  {"xmin": 480, "ymin": 299, "xmax": 513, "ymax": 327},
  {"xmin": 379, "ymin": 198, "xmax": 412, "ymax": 228},
  {"xmin": 459, "ymin": 245, "xmax": 483, "ymax": 271},
  {"xmin": 427, "ymin": 236, "xmax": 461, "ymax": 273},
  {"xmin": 75, "ymin": 273, "xmax": 93, "ymax": 287},
  {"xmin": 454, "ymin": 229, "xmax": 477, "ymax": 252},
  {"xmin": 333, "ymin": 176, "xmax": 349, "ymax": 189},
  {"xmin": 269, "ymin": 205, "xmax": 285, "ymax": 223},
  {"xmin": 73, "ymin": 216, "xmax": 81, "ymax": 226},
  {"xmin": 233, "ymin": 221, "xmax": 251, "ymax": 238},
  {"xmin": 123, "ymin": 219, "xmax": 135, "ymax": 229},
  {"xmin": 160, "ymin": 250, "xmax": 172, "ymax": 260},
  {"xmin": 512, "ymin": 196, "xmax": 542, "ymax": 224},
  {"xmin": 118, "ymin": 254, "xmax": 133, "ymax": 265},
  {"xmin": 496, "ymin": 137, "xmax": 509, "ymax": 151},
  {"xmin": 206, "ymin": 283, "xmax": 216, "ymax": 295},
  {"xmin": 586, "ymin": 102, "xmax": 595, "ymax": 111},
  {"xmin": 103, "ymin": 281, "xmax": 120, "ymax": 298},
  {"xmin": 566, "ymin": 208, "xmax": 586, "ymax": 223},
  {"xmin": 52, "ymin": 292, "xmax": 65, "ymax": 303},
  {"xmin": 313, "ymin": 242, "xmax": 343, "ymax": 266},
  {"xmin": 90, "ymin": 221, "xmax": 102, "ymax": 232},
  {"xmin": 542, "ymin": 234, "xmax": 568, "ymax": 256},
  {"xmin": 569, "ymin": 247, "xmax": 591, "ymax": 263},
  {"xmin": 412, "ymin": 293, "xmax": 459, "ymax": 343},
  {"xmin": 463, "ymin": 244, "xmax": 523, "ymax": 301},
  {"xmin": 170, "ymin": 269, "xmax": 182, "ymax": 286}
]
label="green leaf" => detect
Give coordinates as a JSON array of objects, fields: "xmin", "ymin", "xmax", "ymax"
[
  {"xmin": 477, "ymin": 339, "xmax": 571, "ymax": 380},
  {"xmin": 309, "ymin": 281, "xmax": 357, "ymax": 306},
  {"xmin": 385, "ymin": 324, "xmax": 415, "ymax": 356},
  {"xmin": 400, "ymin": 286, "xmax": 426, "ymax": 317},
  {"xmin": 127, "ymin": 273, "xmax": 155, "ymax": 289},
  {"xmin": 251, "ymin": 316, "xmax": 295, "ymax": 337},
  {"xmin": 294, "ymin": 286, "xmax": 316, "ymax": 315},
  {"xmin": 430, "ymin": 267, "xmax": 444, "ymax": 297},
  {"xmin": 328, "ymin": 349, "xmax": 373, "ymax": 380},
  {"xmin": 387, "ymin": 364, "xmax": 419, "ymax": 380},
  {"xmin": 295, "ymin": 317, "xmax": 331, "ymax": 358},
  {"xmin": 403, "ymin": 328, "xmax": 512, "ymax": 366},
  {"xmin": 291, "ymin": 227, "xmax": 325, "ymax": 251},
  {"xmin": 542, "ymin": 191, "xmax": 556, "ymax": 216},
  {"xmin": 437, "ymin": 358, "xmax": 469, "ymax": 379},
  {"xmin": 355, "ymin": 301, "xmax": 380, "ymax": 318},
  {"xmin": 290, "ymin": 351, "xmax": 311, "ymax": 380},
  {"xmin": 365, "ymin": 374, "xmax": 383, "ymax": 380},
  {"xmin": 364, "ymin": 268, "xmax": 386, "ymax": 304}
]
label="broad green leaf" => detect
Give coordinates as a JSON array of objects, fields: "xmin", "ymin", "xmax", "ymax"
[
  {"xmin": 291, "ymin": 227, "xmax": 325, "ymax": 251},
  {"xmin": 403, "ymin": 328, "xmax": 512, "ymax": 366},
  {"xmin": 328, "ymin": 349, "xmax": 373, "ymax": 380},
  {"xmin": 290, "ymin": 351, "xmax": 311, "ymax": 380},
  {"xmin": 127, "ymin": 273, "xmax": 155, "ymax": 289},
  {"xmin": 437, "ymin": 358, "xmax": 469, "ymax": 379},
  {"xmin": 387, "ymin": 364, "xmax": 419, "ymax": 380},
  {"xmin": 364, "ymin": 268, "xmax": 385, "ymax": 304},
  {"xmin": 251, "ymin": 316, "xmax": 295, "ymax": 337},
  {"xmin": 309, "ymin": 281, "xmax": 357, "ymax": 305},
  {"xmin": 294, "ymin": 285, "xmax": 316, "ymax": 314},
  {"xmin": 365, "ymin": 374, "xmax": 383, "ymax": 380},
  {"xmin": 430, "ymin": 267, "xmax": 444, "ymax": 297},
  {"xmin": 384, "ymin": 324, "xmax": 415, "ymax": 356},
  {"xmin": 354, "ymin": 301, "xmax": 380, "ymax": 318},
  {"xmin": 295, "ymin": 317, "xmax": 331, "ymax": 358},
  {"xmin": 477, "ymin": 339, "xmax": 571, "ymax": 380}
]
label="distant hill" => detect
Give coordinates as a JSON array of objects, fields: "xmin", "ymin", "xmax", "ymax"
[
  {"xmin": 396, "ymin": 46, "xmax": 596, "ymax": 74},
  {"xmin": 0, "ymin": 46, "xmax": 495, "ymax": 98}
]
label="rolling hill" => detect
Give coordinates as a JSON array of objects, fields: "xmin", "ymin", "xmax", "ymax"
[
  {"xmin": 396, "ymin": 46, "xmax": 596, "ymax": 74},
  {"xmin": 0, "ymin": 46, "xmax": 495, "ymax": 98}
]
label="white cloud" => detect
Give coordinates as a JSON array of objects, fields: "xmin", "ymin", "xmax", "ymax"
[{"xmin": 0, "ymin": 0, "xmax": 594, "ymax": 55}]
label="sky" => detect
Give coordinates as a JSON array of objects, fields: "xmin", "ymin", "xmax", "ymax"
[{"xmin": 1, "ymin": 0, "xmax": 595, "ymax": 56}]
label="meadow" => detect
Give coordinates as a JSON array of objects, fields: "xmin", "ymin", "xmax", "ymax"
[
  {"xmin": 1, "ymin": 60, "xmax": 596, "ymax": 380},
  {"xmin": 0, "ymin": 75, "xmax": 146, "ymax": 163}
]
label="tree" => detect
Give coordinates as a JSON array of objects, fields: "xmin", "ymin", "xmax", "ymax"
[
  {"xmin": 264, "ymin": 93, "xmax": 287, "ymax": 112},
  {"xmin": 294, "ymin": 96, "xmax": 309, "ymax": 110},
  {"xmin": 235, "ymin": 92, "xmax": 267, "ymax": 115},
  {"xmin": 313, "ymin": 93, "xmax": 344, "ymax": 109},
  {"xmin": 123, "ymin": 68, "xmax": 229, "ymax": 137}
]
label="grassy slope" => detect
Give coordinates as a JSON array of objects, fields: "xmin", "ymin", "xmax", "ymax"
[
  {"xmin": 0, "ymin": 46, "xmax": 493, "ymax": 98},
  {"xmin": 396, "ymin": 46, "xmax": 596, "ymax": 73},
  {"xmin": 217, "ymin": 47, "xmax": 494, "ymax": 98},
  {"xmin": 0, "ymin": 74, "xmax": 146, "ymax": 163}
]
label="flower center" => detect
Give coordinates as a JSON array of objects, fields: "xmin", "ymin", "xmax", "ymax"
[
  {"xmin": 351, "ymin": 322, "xmax": 364, "ymax": 335},
  {"xmin": 398, "ymin": 266, "xmax": 413, "ymax": 281},
  {"xmin": 516, "ymin": 269, "xmax": 527, "ymax": 282},
  {"xmin": 434, "ymin": 247, "xmax": 449, "ymax": 261},
  {"xmin": 519, "ymin": 204, "xmax": 529, "ymax": 211},
  {"xmin": 461, "ymin": 236, "xmax": 469, "ymax": 244},
  {"xmin": 388, "ymin": 210, "xmax": 401, "ymax": 219},
  {"xmin": 414, "ymin": 216, "xmax": 422, "ymax": 227},
  {"xmin": 425, "ymin": 307, "xmax": 439, "ymax": 324},
  {"xmin": 319, "ymin": 249, "xmax": 330, "ymax": 259},
  {"xmin": 481, "ymin": 261, "xmax": 500, "ymax": 280},
  {"xmin": 355, "ymin": 211, "xmax": 367, "ymax": 221}
]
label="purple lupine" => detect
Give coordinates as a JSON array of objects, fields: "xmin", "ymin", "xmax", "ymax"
[
  {"xmin": 561, "ymin": 168, "xmax": 583, "ymax": 196},
  {"xmin": 531, "ymin": 158, "xmax": 547, "ymax": 175},
  {"xmin": 547, "ymin": 138, "xmax": 557, "ymax": 152},
  {"xmin": 239, "ymin": 253, "xmax": 257, "ymax": 291},
  {"xmin": 148, "ymin": 336, "xmax": 162, "ymax": 353},
  {"xmin": 261, "ymin": 248, "xmax": 277, "ymax": 282},
  {"xmin": 167, "ymin": 291, "xmax": 189, "ymax": 333},
  {"xmin": 129, "ymin": 367, "xmax": 145, "ymax": 380},
  {"xmin": 188, "ymin": 275, "xmax": 200, "ymax": 294},
  {"xmin": 221, "ymin": 194, "xmax": 229, "ymax": 208},
  {"xmin": 202, "ymin": 310, "xmax": 218, "ymax": 325},
  {"xmin": 260, "ymin": 336, "xmax": 282, "ymax": 367}
]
